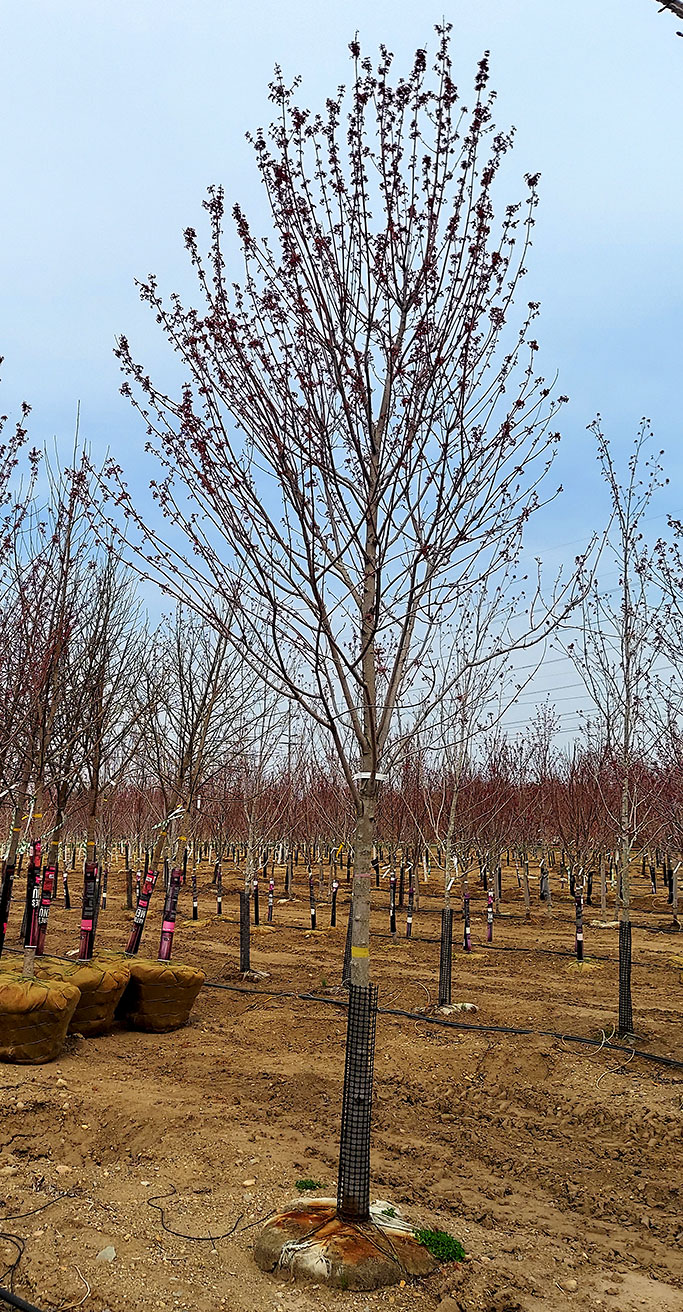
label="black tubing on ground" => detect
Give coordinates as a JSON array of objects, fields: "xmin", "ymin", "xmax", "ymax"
[
  {"xmin": 202, "ymin": 980, "xmax": 683, "ymax": 1071},
  {"xmin": 0, "ymin": 1286, "xmax": 48, "ymax": 1312},
  {"xmin": 1, "ymin": 926, "xmax": 675, "ymax": 968}
]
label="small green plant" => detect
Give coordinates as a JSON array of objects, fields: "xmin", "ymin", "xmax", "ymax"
[
  {"xmin": 381, "ymin": 1206, "xmax": 397, "ymax": 1218},
  {"xmin": 320, "ymin": 978, "xmax": 328, "ymax": 989},
  {"xmin": 414, "ymin": 1227, "xmax": 466, "ymax": 1263},
  {"xmin": 295, "ymin": 1177, "xmax": 322, "ymax": 1192}
]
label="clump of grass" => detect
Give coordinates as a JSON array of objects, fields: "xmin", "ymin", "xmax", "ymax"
[
  {"xmin": 295, "ymin": 1177, "xmax": 322, "ymax": 1192},
  {"xmin": 414, "ymin": 1227, "xmax": 465, "ymax": 1262}
]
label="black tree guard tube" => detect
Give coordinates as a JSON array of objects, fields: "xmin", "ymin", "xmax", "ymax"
[
  {"xmin": 0, "ymin": 858, "xmax": 16, "ymax": 958},
  {"xmin": 78, "ymin": 860, "xmax": 99, "ymax": 961},
  {"xmin": 158, "ymin": 868, "xmax": 182, "ymax": 960},
  {"xmin": 139, "ymin": 850, "xmax": 149, "ymax": 905},
  {"xmin": 486, "ymin": 889, "xmax": 494, "ymax": 942},
  {"xmin": 267, "ymin": 876, "xmax": 274, "ymax": 924},
  {"xmin": 191, "ymin": 866, "xmax": 198, "ymax": 920},
  {"xmin": 463, "ymin": 892, "xmax": 472, "ymax": 952},
  {"xmin": 92, "ymin": 866, "xmax": 103, "ymax": 943},
  {"xmin": 618, "ymin": 919, "xmax": 634, "ymax": 1035},
  {"xmin": 337, "ymin": 981, "xmax": 378, "ymax": 1222},
  {"xmin": 438, "ymin": 907, "xmax": 453, "ymax": 1006},
  {"xmin": 36, "ymin": 862, "xmax": 57, "ymax": 956},
  {"xmin": 308, "ymin": 872, "xmax": 316, "ymax": 930},
  {"xmin": 331, "ymin": 878, "xmax": 338, "ymax": 928},
  {"xmin": 575, "ymin": 892, "xmax": 584, "ymax": 962},
  {"xmin": 125, "ymin": 868, "xmax": 158, "ymax": 955},
  {"xmin": 239, "ymin": 889, "xmax": 250, "ymax": 973},
  {"xmin": 23, "ymin": 841, "xmax": 42, "ymax": 953},
  {"xmin": 406, "ymin": 870, "xmax": 414, "ymax": 939}
]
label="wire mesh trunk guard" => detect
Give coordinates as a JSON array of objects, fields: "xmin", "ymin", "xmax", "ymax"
[
  {"xmin": 239, "ymin": 890, "xmax": 250, "ymax": 973},
  {"xmin": 618, "ymin": 919, "xmax": 633, "ymax": 1035},
  {"xmin": 438, "ymin": 907, "xmax": 453, "ymax": 1006},
  {"xmin": 337, "ymin": 982, "xmax": 378, "ymax": 1221}
]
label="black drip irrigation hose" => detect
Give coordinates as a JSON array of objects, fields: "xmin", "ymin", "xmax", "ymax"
[
  {"xmin": 221, "ymin": 892, "xmax": 679, "ymax": 933},
  {"xmin": 203, "ymin": 980, "xmax": 683, "ymax": 1072},
  {"xmin": 461, "ymin": 941, "xmax": 668, "ymax": 968},
  {"xmin": 347, "ymin": 934, "xmax": 672, "ymax": 968},
  {"xmin": 0, "ymin": 1287, "xmax": 47, "ymax": 1312},
  {"xmin": 198, "ymin": 914, "xmax": 678, "ymax": 968},
  {"xmin": 2, "ymin": 919, "xmax": 675, "ymax": 974},
  {"xmin": 199, "ymin": 879, "xmax": 672, "ymax": 921},
  {"xmin": 376, "ymin": 901, "xmax": 674, "ymax": 923}
]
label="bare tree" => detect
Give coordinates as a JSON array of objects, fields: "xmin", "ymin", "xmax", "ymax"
[
  {"xmin": 135, "ymin": 605, "xmax": 246, "ymax": 890},
  {"xmin": 421, "ymin": 581, "xmax": 544, "ymax": 913},
  {"xmin": 567, "ymin": 419, "xmax": 667, "ymax": 1034},
  {"xmin": 2, "ymin": 456, "xmax": 87, "ymax": 974},
  {"xmin": 0, "ymin": 372, "xmax": 37, "ymax": 600},
  {"xmin": 548, "ymin": 738, "xmax": 604, "ymax": 898},
  {"xmin": 102, "ymin": 30, "xmax": 592, "ymax": 1222},
  {"xmin": 69, "ymin": 550, "xmax": 144, "ymax": 884}
]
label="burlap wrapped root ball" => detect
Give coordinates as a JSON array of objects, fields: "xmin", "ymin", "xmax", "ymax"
[
  {"xmin": 118, "ymin": 960, "xmax": 204, "ymax": 1032},
  {"xmin": 0, "ymin": 971, "xmax": 81, "ymax": 1064},
  {"xmin": 35, "ymin": 957, "xmax": 130, "ymax": 1037}
]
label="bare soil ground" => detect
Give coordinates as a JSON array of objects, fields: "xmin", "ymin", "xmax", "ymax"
[{"xmin": 1, "ymin": 862, "xmax": 681, "ymax": 1312}]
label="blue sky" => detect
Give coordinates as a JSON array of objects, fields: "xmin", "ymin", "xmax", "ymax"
[{"xmin": 1, "ymin": 0, "xmax": 681, "ymax": 743}]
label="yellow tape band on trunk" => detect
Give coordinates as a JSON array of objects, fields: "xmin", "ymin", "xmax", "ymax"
[{"xmin": 351, "ymin": 946, "xmax": 369, "ymax": 958}]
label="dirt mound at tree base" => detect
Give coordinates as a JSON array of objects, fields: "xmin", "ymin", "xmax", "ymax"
[{"xmin": 254, "ymin": 1198, "xmax": 438, "ymax": 1289}]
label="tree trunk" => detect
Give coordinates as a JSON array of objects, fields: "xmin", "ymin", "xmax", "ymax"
[
  {"xmin": 618, "ymin": 777, "xmax": 633, "ymax": 1035},
  {"xmin": 349, "ymin": 785, "xmax": 375, "ymax": 988},
  {"xmin": 23, "ymin": 782, "xmax": 45, "ymax": 979},
  {"xmin": 336, "ymin": 779, "xmax": 378, "ymax": 1222}
]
